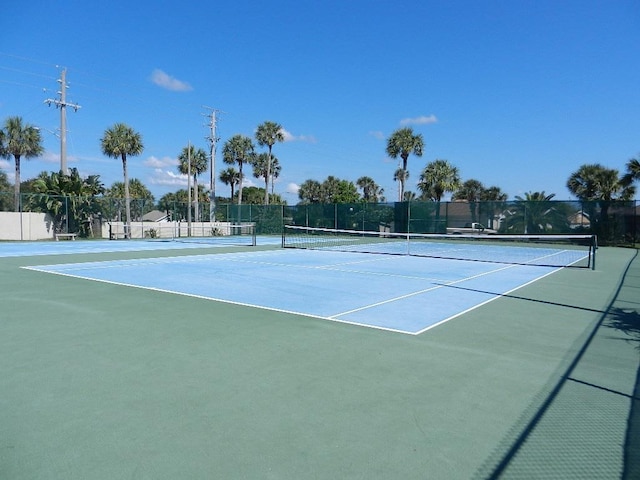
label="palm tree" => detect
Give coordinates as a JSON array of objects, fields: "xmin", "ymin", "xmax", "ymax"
[
  {"xmin": 270, "ymin": 156, "xmax": 281, "ymax": 195},
  {"xmin": 418, "ymin": 159, "xmax": 461, "ymax": 231},
  {"xmin": 178, "ymin": 144, "xmax": 208, "ymax": 221},
  {"xmin": 418, "ymin": 159, "xmax": 461, "ymax": 201},
  {"xmin": 386, "ymin": 128, "xmax": 424, "ymax": 201},
  {"xmin": 298, "ymin": 179, "xmax": 323, "ymax": 204},
  {"xmin": 393, "ymin": 168, "xmax": 409, "ymax": 201},
  {"xmin": 219, "ymin": 167, "xmax": 241, "ymax": 202},
  {"xmin": 251, "ymin": 153, "xmax": 282, "ymax": 200},
  {"xmin": 479, "ymin": 185, "xmax": 508, "ymax": 229},
  {"xmin": 106, "ymin": 179, "xmax": 155, "ymax": 221},
  {"xmin": 452, "ymin": 179, "xmax": 484, "ymax": 223},
  {"xmin": 255, "ymin": 121, "xmax": 284, "ymax": 205},
  {"xmin": 222, "ymin": 135, "xmax": 255, "ymax": 207},
  {"xmin": 567, "ymin": 163, "xmax": 634, "ymax": 201},
  {"xmin": 100, "ymin": 123, "xmax": 144, "ymax": 239},
  {"xmin": 251, "ymin": 153, "xmax": 272, "ymax": 200},
  {"xmin": 503, "ymin": 191, "xmax": 572, "ymax": 234},
  {"xmin": 567, "ymin": 163, "xmax": 635, "ymax": 237},
  {"xmin": 356, "ymin": 176, "xmax": 383, "ymax": 203},
  {"xmin": 622, "ymin": 156, "xmax": 640, "ymax": 187},
  {"xmin": 0, "ymin": 116, "xmax": 44, "ymax": 211},
  {"xmin": 403, "ymin": 190, "xmax": 416, "ymax": 201}
]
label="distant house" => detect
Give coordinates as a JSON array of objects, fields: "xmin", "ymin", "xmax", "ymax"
[
  {"xmin": 568, "ymin": 211, "xmax": 591, "ymax": 229},
  {"xmin": 142, "ymin": 210, "xmax": 170, "ymax": 222}
]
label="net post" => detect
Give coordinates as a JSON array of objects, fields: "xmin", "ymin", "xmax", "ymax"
[{"xmin": 590, "ymin": 234, "xmax": 597, "ymax": 270}]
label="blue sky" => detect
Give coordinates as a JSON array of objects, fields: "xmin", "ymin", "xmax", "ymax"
[{"xmin": 2, "ymin": 0, "xmax": 639, "ymax": 204}]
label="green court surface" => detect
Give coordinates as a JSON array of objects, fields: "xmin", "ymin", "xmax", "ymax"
[{"xmin": 1, "ymin": 244, "xmax": 638, "ymax": 479}]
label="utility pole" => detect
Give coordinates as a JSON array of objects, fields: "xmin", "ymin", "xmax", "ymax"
[
  {"xmin": 203, "ymin": 106, "xmax": 223, "ymax": 223},
  {"xmin": 44, "ymin": 68, "xmax": 81, "ymax": 175},
  {"xmin": 187, "ymin": 140, "xmax": 192, "ymax": 236}
]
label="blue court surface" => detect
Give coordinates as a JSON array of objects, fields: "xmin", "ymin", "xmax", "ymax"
[
  {"xmin": 0, "ymin": 236, "xmax": 280, "ymax": 257},
  {"xmin": 22, "ymin": 247, "xmax": 582, "ymax": 334}
]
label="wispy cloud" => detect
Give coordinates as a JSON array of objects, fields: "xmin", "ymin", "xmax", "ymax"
[
  {"xmin": 148, "ymin": 169, "xmax": 187, "ymax": 187},
  {"xmin": 150, "ymin": 69, "xmax": 193, "ymax": 92},
  {"xmin": 144, "ymin": 155, "xmax": 179, "ymax": 168},
  {"xmin": 281, "ymin": 128, "xmax": 317, "ymax": 143},
  {"xmin": 369, "ymin": 130, "xmax": 385, "ymax": 140},
  {"xmin": 400, "ymin": 114, "xmax": 438, "ymax": 126},
  {"xmin": 38, "ymin": 150, "xmax": 80, "ymax": 165}
]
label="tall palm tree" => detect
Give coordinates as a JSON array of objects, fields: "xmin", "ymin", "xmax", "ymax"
[
  {"xmin": 386, "ymin": 127, "xmax": 424, "ymax": 201},
  {"xmin": 255, "ymin": 121, "xmax": 284, "ymax": 205},
  {"xmin": 178, "ymin": 144, "xmax": 208, "ymax": 221},
  {"xmin": 0, "ymin": 116, "xmax": 44, "ymax": 211},
  {"xmin": 393, "ymin": 168, "xmax": 409, "ymax": 201},
  {"xmin": 270, "ymin": 156, "xmax": 281, "ymax": 195},
  {"xmin": 222, "ymin": 135, "xmax": 255, "ymax": 207},
  {"xmin": 100, "ymin": 123, "xmax": 144, "ymax": 238},
  {"xmin": 251, "ymin": 153, "xmax": 282, "ymax": 200},
  {"xmin": 251, "ymin": 153, "xmax": 271, "ymax": 199},
  {"xmin": 219, "ymin": 167, "xmax": 241, "ymax": 202},
  {"xmin": 418, "ymin": 159, "xmax": 461, "ymax": 201}
]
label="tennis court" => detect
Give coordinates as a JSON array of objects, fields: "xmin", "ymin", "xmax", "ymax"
[
  {"xmin": 24, "ymin": 246, "xmax": 589, "ymax": 335},
  {"xmin": 1, "ymin": 237, "xmax": 638, "ymax": 479}
]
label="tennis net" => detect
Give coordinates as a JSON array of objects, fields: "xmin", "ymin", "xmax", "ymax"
[
  {"xmin": 282, "ymin": 225, "xmax": 597, "ymax": 269},
  {"xmin": 109, "ymin": 222, "xmax": 256, "ymax": 246}
]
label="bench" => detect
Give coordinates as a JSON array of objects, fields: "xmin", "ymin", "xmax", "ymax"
[{"xmin": 55, "ymin": 233, "xmax": 77, "ymax": 241}]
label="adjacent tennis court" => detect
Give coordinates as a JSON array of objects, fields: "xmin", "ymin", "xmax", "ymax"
[{"xmin": 1, "ymin": 237, "xmax": 638, "ymax": 479}]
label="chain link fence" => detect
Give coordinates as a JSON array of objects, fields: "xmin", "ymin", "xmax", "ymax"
[{"xmin": 1, "ymin": 193, "xmax": 638, "ymax": 246}]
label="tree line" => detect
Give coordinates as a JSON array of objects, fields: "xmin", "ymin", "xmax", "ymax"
[{"xmin": 1, "ymin": 116, "xmax": 639, "ymax": 230}]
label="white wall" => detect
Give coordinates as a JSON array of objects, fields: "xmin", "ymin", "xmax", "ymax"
[{"xmin": 0, "ymin": 212, "xmax": 54, "ymax": 241}]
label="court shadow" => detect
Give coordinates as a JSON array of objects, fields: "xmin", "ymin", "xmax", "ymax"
[
  {"xmin": 432, "ymin": 281, "xmax": 608, "ymax": 316},
  {"xmin": 473, "ymin": 250, "xmax": 640, "ymax": 479}
]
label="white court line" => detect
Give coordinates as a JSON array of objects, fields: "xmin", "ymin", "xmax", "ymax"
[
  {"xmin": 329, "ymin": 261, "xmax": 545, "ymax": 319},
  {"xmin": 22, "ymin": 264, "xmax": 415, "ymax": 336},
  {"xmin": 412, "ymin": 264, "xmax": 565, "ymax": 335}
]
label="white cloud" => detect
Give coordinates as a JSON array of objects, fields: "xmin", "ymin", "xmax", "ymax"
[
  {"xmin": 144, "ymin": 155, "xmax": 178, "ymax": 168},
  {"xmin": 40, "ymin": 150, "xmax": 79, "ymax": 165},
  {"xmin": 41, "ymin": 151, "xmax": 60, "ymax": 163},
  {"xmin": 287, "ymin": 182, "xmax": 300, "ymax": 194},
  {"xmin": 280, "ymin": 128, "xmax": 317, "ymax": 143},
  {"xmin": 148, "ymin": 169, "xmax": 187, "ymax": 187},
  {"xmin": 400, "ymin": 114, "xmax": 438, "ymax": 126},
  {"xmin": 369, "ymin": 130, "xmax": 385, "ymax": 140},
  {"xmin": 150, "ymin": 69, "xmax": 193, "ymax": 92},
  {"xmin": 241, "ymin": 177, "xmax": 256, "ymax": 188}
]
